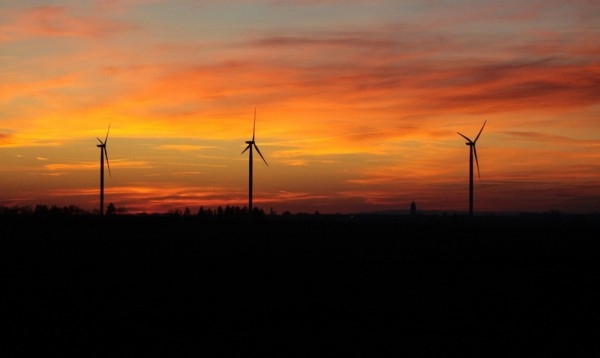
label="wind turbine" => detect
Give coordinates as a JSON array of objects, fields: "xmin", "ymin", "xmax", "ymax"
[
  {"xmin": 457, "ymin": 120, "xmax": 486, "ymax": 216},
  {"xmin": 241, "ymin": 108, "xmax": 268, "ymax": 213},
  {"xmin": 97, "ymin": 124, "xmax": 111, "ymax": 215}
]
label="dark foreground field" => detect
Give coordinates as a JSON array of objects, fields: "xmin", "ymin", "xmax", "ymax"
[{"xmin": 2, "ymin": 213, "xmax": 597, "ymax": 355}]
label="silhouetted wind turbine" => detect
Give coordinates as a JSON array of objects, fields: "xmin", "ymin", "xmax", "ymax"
[
  {"xmin": 241, "ymin": 109, "xmax": 268, "ymax": 213},
  {"xmin": 457, "ymin": 120, "xmax": 486, "ymax": 216},
  {"xmin": 97, "ymin": 124, "xmax": 111, "ymax": 215}
]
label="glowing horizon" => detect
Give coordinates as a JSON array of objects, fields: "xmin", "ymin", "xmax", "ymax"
[{"xmin": 1, "ymin": 1, "xmax": 599, "ymax": 214}]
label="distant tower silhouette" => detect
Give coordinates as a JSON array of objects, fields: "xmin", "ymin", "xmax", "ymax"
[{"xmin": 410, "ymin": 201, "xmax": 417, "ymax": 215}]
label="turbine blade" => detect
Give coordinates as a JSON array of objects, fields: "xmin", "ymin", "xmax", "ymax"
[
  {"xmin": 241, "ymin": 144, "xmax": 251, "ymax": 155},
  {"xmin": 457, "ymin": 132, "xmax": 472, "ymax": 142},
  {"xmin": 473, "ymin": 145, "xmax": 480, "ymax": 179},
  {"xmin": 474, "ymin": 120, "xmax": 486, "ymax": 143},
  {"xmin": 252, "ymin": 108, "xmax": 256, "ymax": 141},
  {"xmin": 97, "ymin": 137, "xmax": 104, "ymax": 144},
  {"xmin": 104, "ymin": 148, "xmax": 111, "ymax": 178},
  {"xmin": 254, "ymin": 144, "xmax": 268, "ymax": 166},
  {"xmin": 105, "ymin": 123, "xmax": 111, "ymax": 143}
]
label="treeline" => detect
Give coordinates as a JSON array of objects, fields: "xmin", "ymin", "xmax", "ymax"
[
  {"xmin": 194, "ymin": 205, "xmax": 266, "ymax": 218},
  {"xmin": 0, "ymin": 203, "xmax": 125, "ymax": 216},
  {"xmin": 0, "ymin": 204, "xmax": 267, "ymax": 218},
  {"xmin": 0, "ymin": 204, "xmax": 91, "ymax": 216}
]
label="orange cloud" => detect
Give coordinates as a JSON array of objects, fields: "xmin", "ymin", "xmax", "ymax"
[
  {"xmin": 157, "ymin": 145, "xmax": 221, "ymax": 152},
  {"xmin": 0, "ymin": 5, "xmax": 136, "ymax": 42},
  {"xmin": 43, "ymin": 159, "xmax": 152, "ymax": 172}
]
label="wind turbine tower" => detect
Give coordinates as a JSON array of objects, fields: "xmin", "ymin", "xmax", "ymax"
[
  {"xmin": 457, "ymin": 120, "xmax": 486, "ymax": 216},
  {"xmin": 97, "ymin": 124, "xmax": 111, "ymax": 215},
  {"xmin": 241, "ymin": 109, "xmax": 268, "ymax": 213}
]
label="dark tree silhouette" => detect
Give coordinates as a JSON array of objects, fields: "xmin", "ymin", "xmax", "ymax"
[
  {"xmin": 35, "ymin": 205, "xmax": 49, "ymax": 215},
  {"xmin": 106, "ymin": 203, "xmax": 116, "ymax": 215}
]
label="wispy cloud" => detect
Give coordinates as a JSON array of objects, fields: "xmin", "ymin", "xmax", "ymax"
[
  {"xmin": 499, "ymin": 131, "xmax": 588, "ymax": 144},
  {"xmin": 0, "ymin": 5, "xmax": 137, "ymax": 42},
  {"xmin": 253, "ymin": 35, "xmax": 396, "ymax": 50},
  {"xmin": 44, "ymin": 160, "xmax": 152, "ymax": 172},
  {"xmin": 157, "ymin": 144, "xmax": 221, "ymax": 152},
  {"xmin": 0, "ymin": 133, "xmax": 13, "ymax": 145}
]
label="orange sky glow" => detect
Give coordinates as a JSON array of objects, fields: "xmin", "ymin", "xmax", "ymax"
[{"xmin": 1, "ymin": 0, "xmax": 599, "ymax": 214}]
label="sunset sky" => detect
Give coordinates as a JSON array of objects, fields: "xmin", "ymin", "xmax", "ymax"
[{"xmin": 1, "ymin": 0, "xmax": 599, "ymax": 214}]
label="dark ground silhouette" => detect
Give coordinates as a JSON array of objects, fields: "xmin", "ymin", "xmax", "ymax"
[{"xmin": 2, "ymin": 213, "xmax": 597, "ymax": 355}]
